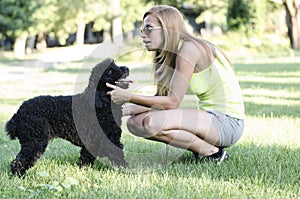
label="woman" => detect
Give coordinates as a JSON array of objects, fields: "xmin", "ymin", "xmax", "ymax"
[{"xmin": 107, "ymin": 5, "xmax": 245, "ymax": 165}]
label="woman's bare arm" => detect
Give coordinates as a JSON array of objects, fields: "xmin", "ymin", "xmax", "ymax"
[{"xmin": 122, "ymin": 104, "xmax": 151, "ymax": 116}]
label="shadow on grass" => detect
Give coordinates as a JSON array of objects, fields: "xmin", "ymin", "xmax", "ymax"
[
  {"xmin": 0, "ymin": 58, "xmax": 90, "ymax": 74},
  {"xmin": 0, "ymin": 59, "xmax": 54, "ymax": 69},
  {"xmin": 1, "ymin": 135, "xmax": 299, "ymax": 191},
  {"xmin": 239, "ymin": 81, "xmax": 299, "ymax": 92},
  {"xmin": 0, "ymin": 137, "xmax": 124, "ymax": 176},
  {"xmin": 243, "ymin": 94, "xmax": 300, "ymax": 102},
  {"xmin": 244, "ymin": 101, "xmax": 300, "ymax": 118},
  {"xmin": 171, "ymin": 143, "xmax": 300, "ymax": 189},
  {"xmin": 235, "ymin": 62, "xmax": 300, "ymax": 74},
  {"xmin": 44, "ymin": 67, "xmax": 83, "ymax": 74}
]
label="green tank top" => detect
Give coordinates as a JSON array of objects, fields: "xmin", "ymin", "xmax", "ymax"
[{"xmin": 187, "ymin": 47, "xmax": 245, "ymax": 119}]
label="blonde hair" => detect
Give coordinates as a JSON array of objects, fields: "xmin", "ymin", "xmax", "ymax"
[{"xmin": 143, "ymin": 5, "xmax": 215, "ymax": 96}]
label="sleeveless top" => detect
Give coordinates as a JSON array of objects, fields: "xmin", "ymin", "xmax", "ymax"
[{"xmin": 186, "ymin": 45, "xmax": 245, "ymax": 120}]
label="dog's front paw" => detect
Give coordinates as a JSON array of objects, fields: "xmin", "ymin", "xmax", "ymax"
[
  {"xmin": 77, "ymin": 160, "xmax": 95, "ymax": 168},
  {"xmin": 112, "ymin": 158, "xmax": 128, "ymax": 169}
]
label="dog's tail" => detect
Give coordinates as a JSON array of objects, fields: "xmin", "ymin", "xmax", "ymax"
[{"xmin": 5, "ymin": 114, "xmax": 19, "ymax": 140}]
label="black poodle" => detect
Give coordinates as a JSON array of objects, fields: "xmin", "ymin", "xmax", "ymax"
[{"xmin": 5, "ymin": 58, "xmax": 130, "ymax": 176}]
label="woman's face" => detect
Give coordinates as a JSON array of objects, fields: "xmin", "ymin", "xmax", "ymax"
[{"xmin": 140, "ymin": 14, "xmax": 164, "ymax": 51}]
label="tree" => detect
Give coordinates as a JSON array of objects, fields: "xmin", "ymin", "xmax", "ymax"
[
  {"xmin": 121, "ymin": 0, "xmax": 150, "ymax": 33},
  {"xmin": 2, "ymin": 0, "xmax": 111, "ymax": 57},
  {"xmin": 28, "ymin": 0, "xmax": 59, "ymax": 52},
  {"xmin": 142, "ymin": 0, "xmax": 229, "ymax": 34},
  {"xmin": 0, "ymin": 0, "xmax": 43, "ymax": 58},
  {"xmin": 269, "ymin": 0, "xmax": 300, "ymax": 49},
  {"xmin": 227, "ymin": 0, "xmax": 251, "ymax": 31},
  {"xmin": 193, "ymin": 0, "xmax": 228, "ymax": 34},
  {"xmin": 52, "ymin": 0, "xmax": 110, "ymax": 46},
  {"xmin": 250, "ymin": 0, "xmax": 267, "ymax": 34},
  {"xmin": 112, "ymin": 0, "xmax": 123, "ymax": 45},
  {"xmin": 283, "ymin": 0, "xmax": 300, "ymax": 50},
  {"xmin": 143, "ymin": 0, "xmax": 183, "ymax": 8},
  {"xmin": 109, "ymin": 0, "xmax": 150, "ymax": 44}
]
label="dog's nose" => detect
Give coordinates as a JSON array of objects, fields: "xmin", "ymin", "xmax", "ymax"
[{"xmin": 120, "ymin": 66, "xmax": 129, "ymax": 74}]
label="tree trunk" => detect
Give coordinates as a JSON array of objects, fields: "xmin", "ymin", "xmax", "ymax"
[
  {"xmin": 26, "ymin": 36, "xmax": 36, "ymax": 54},
  {"xmin": 284, "ymin": 0, "xmax": 300, "ymax": 50},
  {"xmin": 295, "ymin": 0, "xmax": 300, "ymax": 50},
  {"xmin": 14, "ymin": 34, "xmax": 27, "ymax": 59},
  {"xmin": 111, "ymin": 0, "xmax": 123, "ymax": 46},
  {"xmin": 36, "ymin": 32, "xmax": 47, "ymax": 52},
  {"xmin": 103, "ymin": 23, "xmax": 112, "ymax": 43},
  {"xmin": 76, "ymin": 19, "xmax": 85, "ymax": 46},
  {"xmin": 86, "ymin": 22, "xmax": 95, "ymax": 44}
]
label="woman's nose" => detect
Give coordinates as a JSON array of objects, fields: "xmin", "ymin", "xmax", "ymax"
[{"xmin": 140, "ymin": 30, "xmax": 147, "ymax": 38}]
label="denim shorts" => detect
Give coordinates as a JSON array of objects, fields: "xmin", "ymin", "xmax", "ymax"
[{"xmin": 207, "ymin": 110, "xmax": 244, "ymax": 147}]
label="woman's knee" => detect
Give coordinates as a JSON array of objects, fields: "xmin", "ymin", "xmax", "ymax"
[
  {"xmin": 126, "ymin": 117, "xmax": 140, "ymax": 136},
  {"xmin": 126, "ymin": 115, "xmax": 158, "ymax": 138},
  {"xmin": 126, "ymin": 116, "xmax": 150, "ymax": 138},
  {"xmin": 142, "ymin": 115, "xmax": 161, "ymax": 137}
]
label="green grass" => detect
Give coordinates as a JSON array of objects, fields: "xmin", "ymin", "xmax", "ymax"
[{"xmin": 0, "ymin": 52, "xmax": 299, "ymax": 198}]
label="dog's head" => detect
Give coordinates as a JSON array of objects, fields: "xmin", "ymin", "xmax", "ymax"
[{"xmin": 88, "ymin": 58, "xmax": 130, "ymax": 92}]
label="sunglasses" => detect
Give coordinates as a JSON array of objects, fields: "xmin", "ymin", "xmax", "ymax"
[{"xmin": 140, "ymin": 25, "xmax": 162, "ymax": 34}]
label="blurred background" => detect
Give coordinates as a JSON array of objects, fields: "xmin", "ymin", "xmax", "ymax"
[{"xmin": 0, "ymin": 0, "xmax": 299, "ymax": 60}]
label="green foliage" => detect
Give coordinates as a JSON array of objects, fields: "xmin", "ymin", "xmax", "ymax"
[
  {"xmin": 226, "ymin": 0, "xmax": 251, "ymax": 32},
  {"xmin": 50, "ymin": 0, "xmax": 110, "ymax": 44},
  {"xmin": 0, "ymin": 0, "xmax": 111, "ymax": 43},
  {"xmin": 0, "ymin": 0, "xmax": 294, "ymax": 52},
  {"xmin": 249, "ymin": 0, "xmax": 266, "ymax": 34},
  {"xmin": 226, "ymin": 0, "xmax": 284, "ymax": 35},
  {"xmin": 144, "ymin": 0, "xmax": 184, "ymax": 8},
  {"xmin": 0, "ymin": 0, "xmax": 43, "ymax": 38},
  {"xmin": 28, "ymin": 0, "xmax": 58, "ymax": 35},
  {"xmin": 121, "ymin": 0, "xmax": 151, "ymax": 32},
  {"xmin": 194, "ymin": 0, "xmax": 228, "ymax": 30}
]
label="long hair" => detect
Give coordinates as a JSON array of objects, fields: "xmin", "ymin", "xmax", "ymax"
[{"xmin": 143, "ymin": 5, "xmax": 220, "ymax": 96}]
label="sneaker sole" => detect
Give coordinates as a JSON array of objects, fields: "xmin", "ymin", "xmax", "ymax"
[{"xmin": 217, "ymin": 151, "xmax": 229, "ymax": 165}]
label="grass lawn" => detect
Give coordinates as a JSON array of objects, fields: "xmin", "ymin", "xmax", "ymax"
[{"xmin": 0, "ymin": 49, "xmax": 299, "ymax": 198}]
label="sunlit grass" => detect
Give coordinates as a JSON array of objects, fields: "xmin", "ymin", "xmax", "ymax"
[{"xmin": 0, "ymin": 55, "xmax": 299, "ymax": 198}]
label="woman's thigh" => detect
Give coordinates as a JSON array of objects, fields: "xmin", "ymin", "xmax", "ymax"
[{"xmin": 128, "ymin": 109, "xmax": 220, "ymax": 145}]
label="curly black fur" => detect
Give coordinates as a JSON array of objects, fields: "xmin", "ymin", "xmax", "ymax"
[{"xmin": 5, "ymin": 58, "xmax": 129, "ymax": 177}]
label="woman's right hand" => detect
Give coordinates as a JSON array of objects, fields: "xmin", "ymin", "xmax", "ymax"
[{"xmin": 106, "ymin": 83, "xmax": 132, "ymax": 104}]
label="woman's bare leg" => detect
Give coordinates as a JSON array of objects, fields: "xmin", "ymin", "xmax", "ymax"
[{"xmin": 126, "ymin": 109, "xmax": 220, "ymax": 156}]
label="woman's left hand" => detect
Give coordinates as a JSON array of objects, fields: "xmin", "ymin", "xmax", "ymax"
[{"xmin": 106, "ymin": 83, "xmax": 131, "ymax": 104}]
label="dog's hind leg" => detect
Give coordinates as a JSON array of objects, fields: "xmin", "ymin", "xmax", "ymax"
[
  {"xmin": 11, "ymin": 139, "xmax": 48, "ymax": 177},
  {"xmin": 78, "ymin": 147, "xmax": 96, "ymax": 167},
  {"xmin": 10, "ymin": 118, "xmax": 50, "ymax": 177}
]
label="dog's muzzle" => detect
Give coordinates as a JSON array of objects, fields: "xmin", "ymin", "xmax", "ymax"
[{"xmin": 115, "ymin": 67, "xmax": 132, "ymax": 89}]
